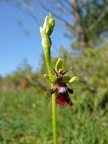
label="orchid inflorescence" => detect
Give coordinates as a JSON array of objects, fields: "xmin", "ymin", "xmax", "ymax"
[{"xmin": 40, "ymin": 13, "xmax": 78, "ymax": 144}]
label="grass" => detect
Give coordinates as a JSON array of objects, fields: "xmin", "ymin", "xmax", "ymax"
[{"xmin": 0, "ymin": 88, "xmax": 108, "ymax": 144}]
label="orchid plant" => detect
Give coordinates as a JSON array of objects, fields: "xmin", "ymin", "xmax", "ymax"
[{"xmin": 40, "ymin": 13, "xmax": 78, "ymax": 144}]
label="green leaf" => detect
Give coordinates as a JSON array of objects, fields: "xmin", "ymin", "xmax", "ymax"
[
  {"xmin": 44, "ymin": 74, "xmax": 56, "ymax": 83},
  {"xmin": 55, "ymin": 58, "xmax": 64, "ymax": 72}
]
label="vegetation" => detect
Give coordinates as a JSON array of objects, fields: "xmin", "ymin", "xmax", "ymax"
[
  {"xmin": 0, "ymin": 87, "xmax": 107, "ymax": 144},
  {"xmin": 1, "ymin": 1, "xmax": 108, "ymax": 143},
  {"xmin": 0, "ymin": 44, "xmax": 108, "ymax": 143}
]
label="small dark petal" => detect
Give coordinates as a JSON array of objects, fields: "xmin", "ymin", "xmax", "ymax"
[
  {"xmin": 50, "ymin": 89, "xmax": 54, "ymax": 94},
  {"xmin": 50, "ymin": 84, "xmax": 58, "ymax": 94},
  {"xmin": 67, "ymin": 87, "xmax": 73, "ymax": 94}
]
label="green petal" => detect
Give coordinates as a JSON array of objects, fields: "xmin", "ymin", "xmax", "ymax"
[
  {"xmin": 55, "ymin": 58, "xmax": 64, "ymax": 72},
  {"xmin": 69, "ymin": 76, "xmax": 79, "ymax": 83},
  {"xmin": 44, "ymin": 74, "xmax": 56, "ymax": 83}
]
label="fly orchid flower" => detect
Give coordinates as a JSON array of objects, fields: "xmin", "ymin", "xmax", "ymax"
[
  {"xmin": 44, "ymin": 58, "xmax": 79, "ymax": 107},
  {"xmin": 51, "ymin": 67, "xmax": 73, "ymax": 106}
]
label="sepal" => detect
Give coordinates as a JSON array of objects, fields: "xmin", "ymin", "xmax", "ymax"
[
  {"xmin": 62, "ymin": 76, "xmax": 72, "ymax": 83},
  {"xmin": 44, "ymin": 74, "xmax": 56, "ymax": 83},
  {"xmin": 69, "ymin": 76, "xmax": 79, "ymax": 83},
  {"xmin": 55, "ymin": 58, "xmax": 64, "ymax": 72}
]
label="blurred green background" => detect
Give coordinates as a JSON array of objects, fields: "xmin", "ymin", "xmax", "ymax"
[{"xmin": 0, "ymin": 0, "xmax": 108, "ymax": 144}]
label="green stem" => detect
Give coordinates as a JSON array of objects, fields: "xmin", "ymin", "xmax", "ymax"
[
  {"xmin": 45, "ymin": 54, "xmax": 57, "ymax": 144},
  {"xmin": 40, "ymin": 13, "xmax": 57, "ymax": 144},
  {"xmin": 51, "ymin": 87, "xmax": 57, "ymax": 144}
]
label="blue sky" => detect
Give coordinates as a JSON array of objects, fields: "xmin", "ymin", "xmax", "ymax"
[{"xmin": 0, "ymin": 1, "xmax": 72, "ymax": 76}]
